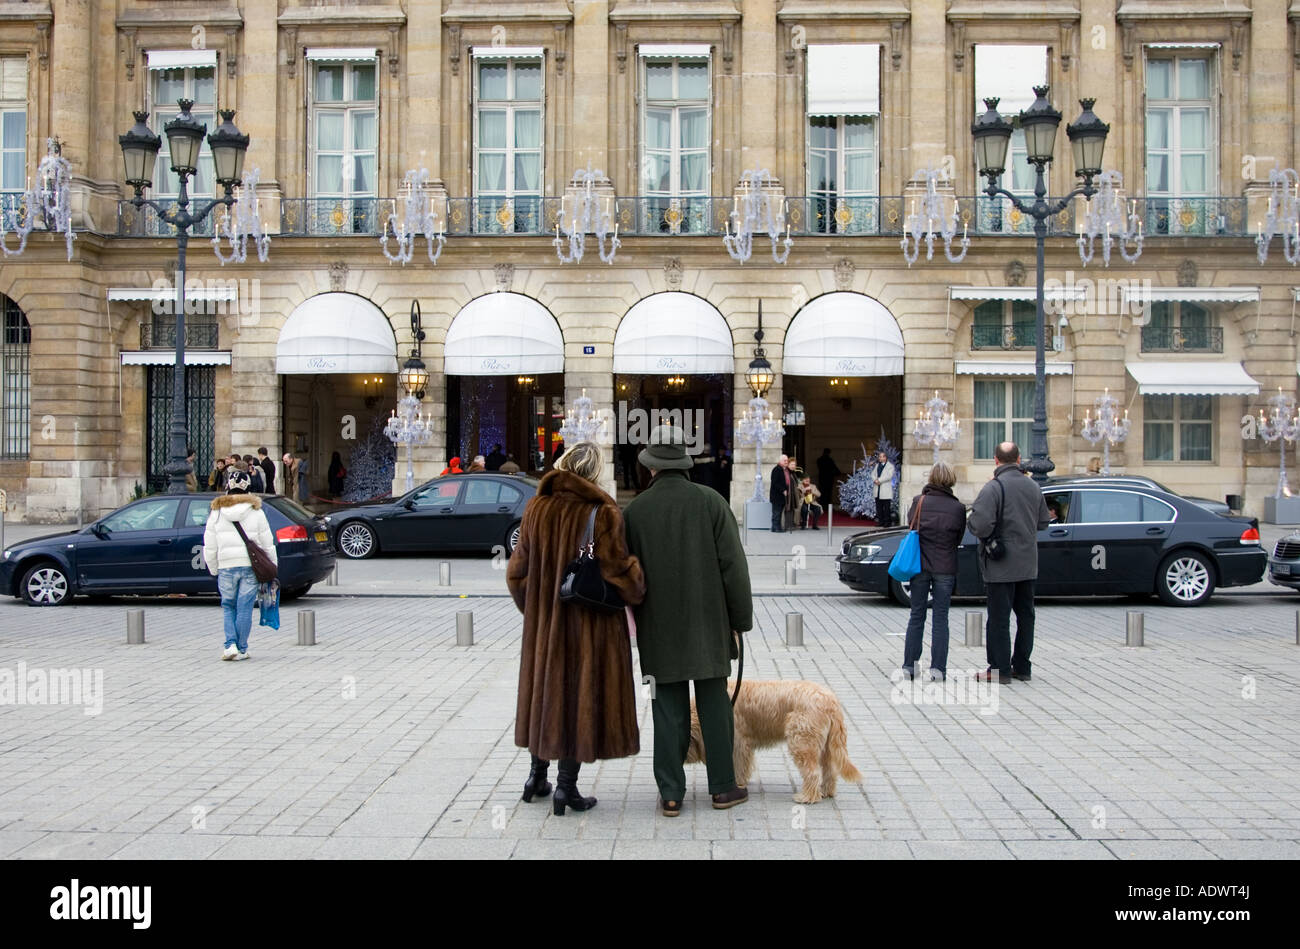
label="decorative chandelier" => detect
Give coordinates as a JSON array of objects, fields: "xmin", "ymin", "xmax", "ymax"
[
  {"xmin": 1256, "ymin": 388, "xmax": 1300, "ymax": 498},
  {"xmin": 384, "ymin": 396, "xmax": 434, "ymax": 494},
  {"xmin": 381, "ymin": 168, "xmax": 445, "ymax": 264},
  {"xmin": 1079, "ymin": 387, "xmax": 1131, "ymax": 475},
  {"xmin": 723, "ymin": 169, "xmax": 791, "ymax": 265},
  {"xmin": 912, "ymin": 391, "xmax": 960, "ymax": 466},
  {"xmin": 211, "ymin": 167, "xmax": 271, "ymax": 264},
  {"xmin": 2, "ymin": 138, "xmax": 75, "ymax": 259},
  {"xmin": 900, "ymin": 168, "xmax": 968, "ymax": 266},
  {"xmin": 1255, "ymin": 166, "xmax": 1299, "ymax": 266},
  {"xmin": 735, "ymin": 397, "xmax": 785, "ymax": 502},
  {"xmin": 1077, "ymin": 170, "xmax": 1143, "ymax": 266},
  {"xmin": 559, "ymin": 388, "xmax": 606, "ymax": 443},
  {"xmin": 554, "ymin": 163, "xmax": 620, "ymax": 265}
]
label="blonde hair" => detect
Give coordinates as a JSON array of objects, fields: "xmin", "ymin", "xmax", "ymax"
[
  {"xmin": 555, "ymin": 441, "xmax": 602, "ymax": 483},
  {"xmin": 928, "ymin": 461, "xmax": 956, "ymax": 489}
]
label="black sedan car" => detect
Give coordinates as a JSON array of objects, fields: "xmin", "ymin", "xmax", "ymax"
[
  {"xmin": 836, "ymin": 478, "xmax": 1264, "ymax": 607},
  {"xmin": 1265, "ymin": 531, "xmax": 1300, "ymax": 592},
  {"xmin": 327, "ymin": 472, "xmax": 538, "ymax": 559},
  {"xmin": 1, "ymin": 493, "xmax": 336, "ymax": 607},
  {"xmin": 1044, "ymin": 475, "xmax": 1230, "ymax": 515}
]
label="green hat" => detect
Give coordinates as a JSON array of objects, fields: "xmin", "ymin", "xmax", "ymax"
[{"xmin": 637, "ymin": 424, "xmax": 694, "ymax": 471}]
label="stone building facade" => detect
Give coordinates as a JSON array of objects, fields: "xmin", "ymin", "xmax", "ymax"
[{"xmin": 1, "ymin": 0, "xmax": 1298, "ymax": 523}]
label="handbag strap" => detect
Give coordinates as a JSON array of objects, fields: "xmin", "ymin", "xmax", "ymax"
[
  {"xmin": 992, "ymin": 476, "xmax": 1006, "ymax": 534},
  {"xmin": 232, "ymin": 519, "xmax": 265, "ymax": 556},
  {"xmin": 579, "ymin": 505, "xmax": 599, "ymax": 557},
  {"xmin": 909, "ymin": 493, "xmax": 925, "ymax": 530}
]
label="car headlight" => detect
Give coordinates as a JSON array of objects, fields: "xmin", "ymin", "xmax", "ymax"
[
  {"xmin": 846, "ymin": 543, "xmax": 883, "ymax": 562},
  {"xmin": 2, "ymin": 549, "xmax": 9, "ymax": 560}
]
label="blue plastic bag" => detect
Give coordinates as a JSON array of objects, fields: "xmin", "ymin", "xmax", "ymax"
[
  {"xmin": 258, "ymin": 581, "xmax": 281, "ymax": 630},
  {"xmin": 887, "ymin": 530, "xmax": 922, "ymax": 581}
]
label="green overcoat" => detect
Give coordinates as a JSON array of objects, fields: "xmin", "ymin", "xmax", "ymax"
[{"xmin": 623, "ymin": 469, "xmax": 753, "ymax": 683}]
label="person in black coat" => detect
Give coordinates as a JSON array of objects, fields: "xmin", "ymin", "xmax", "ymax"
[
  {"xmin": 900, "ymin": 461, "xmax": 967, "ymax": 681},
  {"xmin": 328, "ymin": 451, "xmax": 346, "ymax": 496},
  {"xmin": 815, "ymin": 449, "xmax": 841, "ymax": 510},
  {"xmin": 769, "ymin": 454, "xmax": 792, "ymax": 533},
  {"xmin": 257, "ymin": 448, "xmax": 277, "ymax": 496}
]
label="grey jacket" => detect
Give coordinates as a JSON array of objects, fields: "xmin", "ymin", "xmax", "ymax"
[{"xmin": 967, "ymin": 463, "xmax": 1051, "ymax": 583}]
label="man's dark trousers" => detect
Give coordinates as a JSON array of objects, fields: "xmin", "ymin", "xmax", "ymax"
[
  {"xmin": 985, "ymin": 579, "xmax": 1035, "ymax": 675},
  {"xmin": 771, "ymin": 503, "xmax": 785, "ymax": 532},
  {"xmin": 652, "ymin": 678, "xmax": 735, "ymax": 801}
]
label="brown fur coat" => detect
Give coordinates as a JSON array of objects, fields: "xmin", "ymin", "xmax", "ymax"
[{"xmin": 507, "ymin": 469, "xmax": 646, "ymax": 762}]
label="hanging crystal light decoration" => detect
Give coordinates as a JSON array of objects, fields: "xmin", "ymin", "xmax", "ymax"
[
  {"xmin": 900, "ymin": 168, "xmax": 969, "ymax": 266},
  {"xmin": 1075, "ymin": 170, "xmax": 1143, "ymax": 266},
  {"xmin": 558, "ymin": 388, "xmax": 607, "ymax": 444},
  {"xmin": 381, "ymin": 168, "xmax": 446, "ymax": 264},
  {"xmin": 211, "ymin": 167, "xmax": 271, "ymax": 264},
  {"xmin": 2, "ymin": 138, "xmax": 75, "ymax": 260},
  {"xmin": 723, "ymin": 169, "xmax": 792, "ymax": 265},
  {"xmin": 554, "ymin": 163, "xmax": 621, "ymax": 265},
  {"xmin": 1254, "ymin": 166, "xmax": 1300, "ymax": 266},
  {"xmin": 912, "ymin": 390, "xmax": 961, "ymax": 466}
]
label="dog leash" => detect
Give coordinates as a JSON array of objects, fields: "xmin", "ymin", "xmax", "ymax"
[{"xmin": 731, "ymin": 631, "xmax": 743, "ymax": 706}]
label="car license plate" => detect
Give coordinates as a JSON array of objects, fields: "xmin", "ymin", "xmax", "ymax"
[
  {"xmin": 314, "ymin": 531, "xmax": 327, "ymax": 542},
  {"xmin": 1273, "ymin": 563, "xmax": 1290, "ymax": 575}
]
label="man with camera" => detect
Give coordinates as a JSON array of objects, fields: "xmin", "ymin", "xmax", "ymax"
[{"xmin": 967, "ymin": 443, "xmax": 1051, "ymax": 685}]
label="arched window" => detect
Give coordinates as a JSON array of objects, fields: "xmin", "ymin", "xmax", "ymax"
[{"xmin": 1, "ymin": 295, "xmax": 30, "ymax": 458}]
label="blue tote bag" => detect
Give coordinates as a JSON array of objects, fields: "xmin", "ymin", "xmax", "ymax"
[{"xmin": 887, "ymin": 497, "xmax": 924, "ymax": 581}]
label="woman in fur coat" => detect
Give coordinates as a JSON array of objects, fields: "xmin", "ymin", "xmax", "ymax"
[
  {"xmin": 202, "ymin": 465, "xmax": 278, "ymax": 661},
  {"xmin": 506, "ymin": 441, "xmax": 646, "ymax": 815}
]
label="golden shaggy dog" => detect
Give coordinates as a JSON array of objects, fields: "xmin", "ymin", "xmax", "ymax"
[{"xmin": 686, "ymin": 679, "xmax": 863, "ymax": 804}]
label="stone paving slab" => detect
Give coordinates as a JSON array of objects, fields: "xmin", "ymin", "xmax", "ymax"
[{"xmin": 1, "ymin": 584, "xmax": 1298, "ymax": 860}]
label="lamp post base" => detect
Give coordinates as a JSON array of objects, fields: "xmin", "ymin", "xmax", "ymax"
[
  {"xmin": 745, "ymin": 499, "xmax": 772, "ymax": 531},
  {"xmin": 1264, "ymin": 495, "xmax": 1300, "ymax": 524},
  {"xmin": 1022, "ymin": 456, "xmax": 1056, "ymax": 482}
]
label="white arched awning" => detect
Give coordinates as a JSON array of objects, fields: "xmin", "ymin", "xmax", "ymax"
[
  {"xmin": 276, "ymin": 293, "xmax": 398, "ymax": 374},
  {"xmin": 783, "ymin": 292, "xmax": 904, "ymax": 376},
  {"xmin": 445, "ymin": 292, "xmax": 564, "ymax": 375},
  {"xmin": 614, "ymin": 293, "xmax": 734, "ymax": 374}
]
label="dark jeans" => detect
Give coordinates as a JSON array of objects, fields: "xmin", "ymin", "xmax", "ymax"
[
  {"xmin": 771, "ymin": 501, "xmax": 786, "ymax": 532},
  {"xmin": 986, "ymin": 579, "xmax": 1036, "ymax": 675},
  {"xmin": 902, "ymin": 572, "xmax": 954, "ymax": 676},
  {"xmin": 652, "ymin": 677, "xmax": 735, "ymax": 800},
  {"xmin": 800, "ymin": 502, "xmax": 823, "ymax": 528},
  {"xmin": 875, "ymin": 497, "xmax": 892, "ymax": 526}
]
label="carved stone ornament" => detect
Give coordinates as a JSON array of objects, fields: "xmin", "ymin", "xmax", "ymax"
[
  {"xmin": 833, "ymin": 258, "xmax": 855, "ymax": 291},
  {"xmin": 329, "ymin": 261, "xmax": 349, "ymax": 292},
  {"xmin": 494, "ymin": 262, "xmax": 515, "ymax": 292},
  {"xmin": 664, "ymin": 257, "xmax": 683, "ymax": 290},
  {"xmin": 1176, "ymin": 259, "xmax": 1198, "ymax": 288},
  {"xmin": 1004, "ymin": 260, "xmax": 1027, "ymax": 287}
]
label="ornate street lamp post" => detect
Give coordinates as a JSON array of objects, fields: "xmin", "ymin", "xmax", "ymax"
[
  {"xmin": 735, "ymin": 302, "xmax": 784, "ymax": 503},
  {"xmin": 972, "ymin": 88, "xmax": 1109, "ymax": 481},
  {"xmin": 120, "ymin": 101, "xmax": 256, "ymax": 494},
  {"xmin": 386, "ymin": 301, "xmax": 434, "ymax": 493}
]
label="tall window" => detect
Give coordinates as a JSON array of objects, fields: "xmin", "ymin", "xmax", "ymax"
[
  {"xmin": 474, "ymin": 56, "xmax": 543, "ymax": 233},
  {"xmin": 641, "ymin": 55, "xmax": 710, "ymax": 233},
  {"xmin": 1144, "ymin": 395, "xmax": 1213, "ymax": 462},
  {"xmin": 974, "ymin": 45, "xmax": 1046, "ymax": 233},
  {"xmin": 1146, "ymin": 55, "xmax": 1214, "ymax": 198},
  {"xmin": 1, "ymin": 295, "xmax": 30, "ymax": 459},
  {"xmin": 0, "ymin": 57, "xmax": 26, "ymax": 192},
  {"xmin": 806, "ymin": 44, "xmax": 880, "ymax": 234},
  {"xmin": 973, "ymin": 378, "xmax": 1033, "ymax": 459},
  {"xmin": 150, "ymin": 65, "xmax": 217, "ymax": 199},
  {"xmin": 310, "ymin": 60, "xmax": 377, "ymax": 231},
  {"xmin": 972, "ymin": 300, "xmax": 1036, "ymax": 349},
  {"xmin": 1142, "ymin": 301, "xmax": 1216, "ymax": 351}
]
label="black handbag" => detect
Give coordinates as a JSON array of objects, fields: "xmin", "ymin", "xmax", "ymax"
[
  {"xmin": 558, "ymin": 506, "xmax": 625, "ymax": 614},
  {"xmin": 232, "ymin": 520, "xmax": 279, "ymax": 583},
  {"xmin": 981, "ymin": 477, "xmax": 1008, "ymax": 562}
]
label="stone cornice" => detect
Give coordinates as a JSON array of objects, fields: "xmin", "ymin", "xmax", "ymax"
[
  {"xmin": 776, "ymin": 1, "xmax": 909, "ymax": 21},
  {"xmin": 443, "ymin": 1, "xmax": 573, "ymax": 23},
  {"xmin": 116, "ymin": 7, "xmax": 243, "ymax": 29},
  {"xmin": 947, "ymin": 1, "xmax": 1080, "ymax": 20},
  {"xmin": 276, "ymin": 5, "xmax": 407, "ymax": 28},
  {"xmin": 610, "ymin": 1, "xmax": 740, "ymax": 23},
  {"xmin": 1116, "ymin": 1, "xmax": 1253, "ymax": 21},
  {"xmin": 0, "ymin": 1, "xmax": 51, "ymax": 23}
]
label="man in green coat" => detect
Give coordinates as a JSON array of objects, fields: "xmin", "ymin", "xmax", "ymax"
[{"xmin": 624, "ymin": 425, "xmax": 753, "ymax": 816}]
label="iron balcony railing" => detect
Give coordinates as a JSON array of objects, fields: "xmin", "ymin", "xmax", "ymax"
[
  {"xmin": 972, "ymin": 324, "xmax": 1038, "ymax": 350},
  {"xmin": 1140, "ymin": 325, "xmax": 1224, "ymax": 353},
  {"xmin": 141, "ymin": 320, "xmax": 220, "ymax": 350},
  {"xmin": 114, "ymin": 194, "xmax": 1253, "ymax": 239},
  {"xmin": 116, "ymin": 200, "xmax": 216, "ymax": 237}
]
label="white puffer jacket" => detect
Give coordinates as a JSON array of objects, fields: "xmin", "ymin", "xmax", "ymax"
[{"xmin": 202, "ymin": 494, "xmax": 279, "ymax": 575}]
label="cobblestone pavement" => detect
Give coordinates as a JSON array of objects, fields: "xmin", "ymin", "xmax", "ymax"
[{"xmin": 1, "ymin": 574, "xmax": 1297, "ymax": 861}]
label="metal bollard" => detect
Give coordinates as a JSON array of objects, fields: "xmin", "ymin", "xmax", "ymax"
[
  {"xmin": 126, "ymin": 608, "xmax": 145, "ymax": 644},
  {"xmin": 785, "ymin": 561, "xmax": 797, "ymax": 585},
  {"xmin": 964, "ymin": 612, "xmax": 983, "ymax": 647},
  {"xmin": 439, "ymin": 561, "xmax": 451, "ymax": 586},
  {"xmin": 1125, "ymin": 610, "xmax": 1144, "ymax": 647},
  {"xmin": 785, "ymin": 611, "xmax": 804, "ymax": 646},
  {"xmin": 325, "ymin": 563, "xmax": 338, "ymax": 586},
  {"xmin": 456, "ymin": 610, "xmax": 474, "ymax": 646},
  {"xmin": 1295, "ymin": 610, "xmax": 1299, "ymax": 645},
  {"xmin": 297, "ymin": 610, "xmax": 316, "ymax": 646}
]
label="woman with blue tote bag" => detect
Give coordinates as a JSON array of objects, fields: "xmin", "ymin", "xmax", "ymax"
[{"xmin": 896, "ymin": 462, "xmax": 966, "ymax": 682}]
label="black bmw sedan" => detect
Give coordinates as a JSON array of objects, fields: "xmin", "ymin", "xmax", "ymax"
[
  {"xmin": 326, "ymin": 472, "xmax": 538, "ymax": 559},
  {"xmin": 835, "ymin": 478, "xmax": 1265, "ymax": 607},
  {"xmin": 1, "ymin": 493, "xmax": 336, "ymax": 607}
]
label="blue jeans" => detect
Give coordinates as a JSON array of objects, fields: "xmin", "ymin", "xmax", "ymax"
[
  {"xmin": 218, "ymin": 566, "xmax": 258, "ymax": 652},
  {"xmin": 902, "ymin": 572, "xmax": 955, "ymax": 677}
]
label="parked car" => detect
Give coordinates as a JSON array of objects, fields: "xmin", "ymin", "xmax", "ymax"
[
  {"xmin": 835, "ymin": 478, "xmax": 1264, "ymax": 607},
  {"xmin": 1265, "ymin": 531, "xmax": 1300, "ymax": 591},
  {"xmin": 1, "ymin": 493, "xmax": 335, "ymax": 607},
  {"xmin": 327, "ymin": 472, "xmax": 538, "ymax": 559},
  {"xmin": 1044, "ymin": 475, "xmax": 1230, "ymax": 515}
]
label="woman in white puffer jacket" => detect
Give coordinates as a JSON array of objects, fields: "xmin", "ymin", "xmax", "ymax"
[{"xmin": 203, "ymin": 465, "xmax": 278, "ymax": 661}]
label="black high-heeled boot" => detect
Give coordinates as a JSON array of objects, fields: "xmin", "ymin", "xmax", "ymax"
[
  {"xmin": 522, "ymin": 755, "xmax": 552, "ymax": 802},
  {"xmin": 552, "ymin": 758, "xmax": 596, "ymax": 815}
]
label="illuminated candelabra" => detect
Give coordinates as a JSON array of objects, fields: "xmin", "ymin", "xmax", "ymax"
[
  {"xmin": 384, "ymin": 395, "xmax": 435, "ymax": 493},
  {"xmin": 559, "ymin": 388, "xmax": 606, "ymax": 444},
  {"xmin": 735, "ymin": 396, "xmax": 785, "ymax": 502},
  {"xmin": 1080, "ymin": 387, "xmax": 1131, "ymax": 475},
  {"xmin": 211, "ymin": 167, "xmax": 271, "ymax": 264},
  {"xmin": 1, "ymin": 138, "xmax": 75, "ymax": 259},
  {"xmin": 723, "ymin": 169, "xmax": 791, "ymax": 265},
  {"xmin": 1076, "ymin": 170, "xmax": 1143, "ymax": 266},
  {"xmin": 381, "ymin": 168, "xmax": 445, "ymax": 264},
  {"xmin": 900, "ymin": 168, "xmax": 969, "ymax": 266},
  {"xmin": 1257, "ymin": 389, "xmax": 1300, "ymax": 498},
  {"xmin": 912, "ymin": 391, "xmax": 960, "ymax": 466},
  {"xmin": 1254, "ymin": 166, "xmax": 1300, "ymax": 266},
  {"xmin": 554, "ymin": 163, "xmax": 620, "ymax": 265}
]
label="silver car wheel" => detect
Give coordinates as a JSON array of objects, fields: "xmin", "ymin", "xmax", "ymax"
[
  {"xmin": 338, "ymin": 522, "xmax": 375, "ymax": 559},
  {"xmin": 1165, "ymin": 556, "xmax": 1210, "ymax": 602},
  {"xmin": 25, "ymin": 566, "xmax": 69, "ymax": 606}
]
